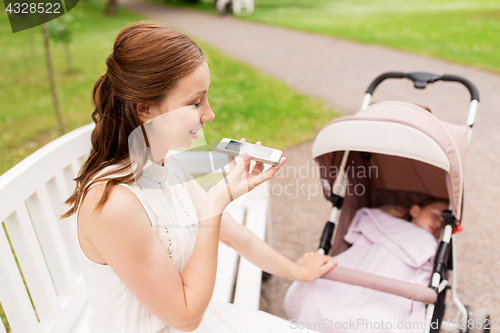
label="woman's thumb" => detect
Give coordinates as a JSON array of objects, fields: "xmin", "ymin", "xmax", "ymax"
[
  {"xmin": 239, "ymin": 153, "xmax": 251, "ymax": 171},
  {"xmin": 229, "ymin": 154, "xmax": 251, "ymax": 178}
]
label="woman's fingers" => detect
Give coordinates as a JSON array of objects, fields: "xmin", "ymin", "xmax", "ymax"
[
  {"xmin": 319, "ymin": 257, "xmax": 337, "ymax": 275},
  {"xmin": 228, "ymin": 154, "xmax": 251, "ymax": 183},
  {"xmin": 259, "ymin": 157, "xmax": 286, "ymax": 179},
  {"xmin": 251, "ymin": 161, "xmax": 265, "ymax": 176},
  {"xmin": 227, "ymin": 155, "xmax": 236, "ymax": 172},
  {"xmin": 248, "ymin": 157, "xmax": 285, "ymax": 188},
  {"xmin": 299, "ymin": 253, "xmax": 337, "ymax": 281}
]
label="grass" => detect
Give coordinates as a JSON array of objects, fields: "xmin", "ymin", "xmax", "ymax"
[
  {"xmin": 0, "ymin": 0, "xmax": 337, "ymax": 176},
  {"xmin": 157, "ymin": 0, "xmax": 500, "ymax": 73}
]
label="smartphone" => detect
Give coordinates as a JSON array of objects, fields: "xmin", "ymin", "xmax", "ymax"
[{"xmin": 216, "ymin": 138, "xmax": 283, "ymax": 165}]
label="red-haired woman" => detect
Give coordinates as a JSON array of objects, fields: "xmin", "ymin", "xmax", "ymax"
[{"xmin": 63, "ymin": 21, "xmax": 335, "ymax": 333}]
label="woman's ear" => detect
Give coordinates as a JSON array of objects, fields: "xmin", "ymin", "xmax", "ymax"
[
  {"xmin": 409, "ymin": 204, "xmax": 421, "ymax": 219},
  {"xmin": 135, "ymin": 102, "xmax": 151, "ymax": 123}
]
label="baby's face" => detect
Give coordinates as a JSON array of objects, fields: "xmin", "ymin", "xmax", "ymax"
[{"xmin": 410, "ymin": 202, "xmax": 449, "ymax": 238}]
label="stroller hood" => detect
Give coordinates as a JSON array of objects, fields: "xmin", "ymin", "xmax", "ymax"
[{"xmin": 312, "ymin": 101, "xmax": 468, "ymax": 221}]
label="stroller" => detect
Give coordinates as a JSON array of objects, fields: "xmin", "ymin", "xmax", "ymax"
[{"xmin": 310, "ymin": 72, "xmax": 489, "ymax": 333}]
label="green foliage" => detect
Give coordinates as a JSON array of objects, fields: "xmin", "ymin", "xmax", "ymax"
[
  {"xmin": 0, "ymin": 0, "xmax": 336, "ymax": 175},
  {"xmin": 0, "ymin": 302, "xmax": 8, "ymax": 333},
  {"xmin": 45, "ymin": 13, "xmax": 80, "ymax": 44}
]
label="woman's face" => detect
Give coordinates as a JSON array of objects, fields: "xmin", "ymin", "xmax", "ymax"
[{"xmin": 138, "ymin": 61, "xmax": 214, "ymax": 162}]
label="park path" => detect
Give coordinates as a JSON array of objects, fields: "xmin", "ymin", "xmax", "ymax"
[{"xmin": 121, "ymin": 0, "xmax": 499, "ymax": 322}]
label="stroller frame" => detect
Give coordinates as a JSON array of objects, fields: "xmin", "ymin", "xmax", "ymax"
[{"xmin": 316, "ymin": 72, "xmax": 482, "ymax": 333}]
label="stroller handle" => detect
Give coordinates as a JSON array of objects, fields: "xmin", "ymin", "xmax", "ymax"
[{"xmin": 365, "ymin": 71, "xmax": 480, "ymax": 101}]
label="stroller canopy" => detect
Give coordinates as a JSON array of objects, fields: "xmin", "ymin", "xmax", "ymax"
[{"xmin": 312, "ymin": 101, "xmax": 469, "ymax": 220}]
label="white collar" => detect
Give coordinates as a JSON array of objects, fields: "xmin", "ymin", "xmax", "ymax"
[{"xmin": 141, "ymin": 159, "xmax": 167, "ymax": 184}]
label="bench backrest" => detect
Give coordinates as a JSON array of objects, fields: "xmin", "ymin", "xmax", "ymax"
[
  {"xmin": 0, "ymin": 124, "xmax": 94, "ymax": 333},
  {"xmin": 0, "ymin": 124, "xmax": 269, "ymax": 333}
]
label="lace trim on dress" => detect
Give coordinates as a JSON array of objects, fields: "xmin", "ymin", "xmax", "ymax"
[
  {"xmin": 167, "ymin": 165, "xmax": 198, "ymax": 235},
  {"xmin": 157, "ymin": 227, "xmax": 178, "ymax": 264}
]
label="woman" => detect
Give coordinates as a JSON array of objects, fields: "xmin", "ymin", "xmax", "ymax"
[{"xmin": 63, "ymin": 21, "xmax": 336, "ymax": 332}]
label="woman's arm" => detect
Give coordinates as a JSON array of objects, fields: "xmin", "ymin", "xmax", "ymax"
[
  {"xmin": 174, "ymin": 147, "xmax": 336, "ymax": 281},
  {"xmin": 81, "ymin": 154, "xmax": 277, "ymax": 332},
  {"xmin": 78, "ymin": 186, "xmax": 220, "ymax": 330},
  {"xmin": 80, "ymin": 184, "xmax": 223, "ymax": 331},
  {"xmin": 219, "ymin": 211, "xmax": 335, "ymax": 281}
]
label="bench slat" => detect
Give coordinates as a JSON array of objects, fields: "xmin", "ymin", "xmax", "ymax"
[
  {"xmin": 233, "ymin": 198, "xmax": 268, "ymax": 309},
  {"xmin": 25, "ymin": 186, "xmax": 76, "ymax": 297},
  {"xmin": 0, "ymin": 221, "xmax": 41, "ymax": 333},
  {"xmin": 62, "ymin": 164, "xmax": 77, "ymax": 196},
  {"xmin": 45, "ymin": 174, "xmax": 82, "ymax": 275},
  {"xmin": 212, "ymin": 206, "xmax": 245, "ymax": 303},
  {"xmin": 4, "ymin": 205, "xmax": 61, "ymax": 321},
  {"xmin": 46, "ymin": 173, "xmax": 69, "ymax": 214}
]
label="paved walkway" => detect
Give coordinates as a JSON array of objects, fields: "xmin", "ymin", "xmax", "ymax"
[{"xmin": 122, "ymin": 0, "xmax": 499, "ymax": 321}]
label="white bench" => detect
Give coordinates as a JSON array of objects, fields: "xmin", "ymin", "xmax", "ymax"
[
  {"xmin": 232, "ymin": 0, "xmax": 254, "ymax": 15},
  {"xmin": 0, "ymin": 123, "xmax": 271, "ymax": 333}
]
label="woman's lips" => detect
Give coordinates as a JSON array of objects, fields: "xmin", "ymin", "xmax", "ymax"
[
  {"xmin": 189, "ymin": 129, "xmax": 200, "ymax": 139},
  {"xmin": 189, "ymin": 125, "xmax": 203, "ymax": 139}
]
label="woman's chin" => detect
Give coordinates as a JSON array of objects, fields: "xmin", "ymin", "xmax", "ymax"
[{"xmin": 175, "ymin": 139, "xmax": 195, "ymax": 150}]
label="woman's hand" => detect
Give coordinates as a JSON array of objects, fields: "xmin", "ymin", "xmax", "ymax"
[
  {"xmin": 295, "ymin": 252, "xmax": 337, "ymax": 282},
  {"xmin": 208, "ymin": 138, "xmax": 285, "ymax": 212}
]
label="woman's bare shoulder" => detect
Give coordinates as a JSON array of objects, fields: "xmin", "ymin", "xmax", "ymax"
[{"xmin": 79, "ymin": 184, "xmax": 152, "ymax": 239}]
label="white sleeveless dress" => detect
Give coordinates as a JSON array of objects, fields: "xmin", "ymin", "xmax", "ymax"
[{"xmin": 74, "ymin": 153, "xmax": 314, "ymax": 333}]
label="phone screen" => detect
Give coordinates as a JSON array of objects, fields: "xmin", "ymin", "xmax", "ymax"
[{"xmin": 225, "ymin": 140, "xmax": 274, "ymax": 159}]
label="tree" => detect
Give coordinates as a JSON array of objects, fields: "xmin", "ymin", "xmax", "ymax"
[
  {"xmin": 45, "ymin": 13, "xmax": 80, "ymax": 74},
  {"xmin": 41, "ymin": 23, "xmax": 66, "ymax": 135},
  {"xmin": 105, "ymin": 0, "xmax": 118, "ymax": 16}
]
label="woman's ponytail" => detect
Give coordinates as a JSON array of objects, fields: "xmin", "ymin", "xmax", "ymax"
[
  {"xmin": 92, "ymin": 68, "xmax": 114, "ymax": 124},
  {"xmin": 62, "ymin": 21, "xmax": 206, "ymax": 218}
]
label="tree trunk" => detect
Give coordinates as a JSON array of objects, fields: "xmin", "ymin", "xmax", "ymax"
[
  {"xmin": 105, "ymin": 0, "xmax": 118, "ymax": 16},
  {"xmin": 41, "ymin": 24, "xmax": 66, "ymax": 135}
]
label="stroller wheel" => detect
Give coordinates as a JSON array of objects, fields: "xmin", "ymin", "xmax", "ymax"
[{"xmin": 468, "ymin": 308, "xmax": 490, "ymax": 333}]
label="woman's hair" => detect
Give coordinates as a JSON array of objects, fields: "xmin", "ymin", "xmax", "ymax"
[{"xmin": 62, "ymin": 21, "xmax": 205, "ymax": 218}]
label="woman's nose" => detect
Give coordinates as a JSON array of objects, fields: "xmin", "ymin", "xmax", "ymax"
[{"xmin": 200, "ymin": 102, "xmax": 215, "ymax": 122}]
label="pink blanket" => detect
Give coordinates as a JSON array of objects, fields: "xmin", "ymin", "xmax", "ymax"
[{"xmin": 284, "ymin": 208, "xmax": 439, "ymax": 333}]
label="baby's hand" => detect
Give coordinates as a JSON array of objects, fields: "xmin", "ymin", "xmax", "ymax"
[{"xmin": 295, "ymin": 252, "xmax": 337, "ymax": 282}]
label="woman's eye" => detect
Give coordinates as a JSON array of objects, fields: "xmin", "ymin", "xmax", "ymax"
[{"xmin": 193, "ymin": 102, "xmax": 202, "ymax": 108}]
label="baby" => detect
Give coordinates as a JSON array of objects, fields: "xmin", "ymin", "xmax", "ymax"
[
  {"xmin": 381, "ymin": 198, "xmax": 449, "ymax": 238},
  {"xmin": 285, "ymin": 198, "xmax": 450, "ymax": 333}
]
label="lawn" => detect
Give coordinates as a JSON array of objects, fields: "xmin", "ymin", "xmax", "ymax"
[
  {"xmin": 160, "ymin": 0, "xmax": 500, "ymax": 73},
  {"xmin": 0, "ymin": 0, "xmax": 336, "ymax": 176}
]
